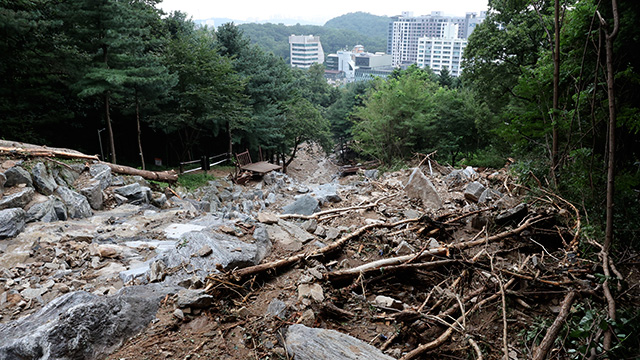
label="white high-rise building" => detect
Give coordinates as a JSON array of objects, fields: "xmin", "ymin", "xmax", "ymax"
[
  {"xmin": 289, "ymin": 35, "xmax": 324, "ymax": 69},
  {"xmin": 387, "ymin": 11, "xmax": 483, "ymax": 67},
  {"xmin": 416, "ymin": 23, "xmax": 468, "ymax": 77}
]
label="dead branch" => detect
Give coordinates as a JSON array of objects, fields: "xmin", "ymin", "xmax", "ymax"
[
  {"xmin": 468, "ymin": 337, "xmax": 483, "ymax": 360},
  {"xmin": 327, "ymin": 215, "xmax": 545, "ymax": 282},
  {"xmin": 0, "ymin": 142, "xmax": 99, "ymax": 161},
  {"xmin": 230, "ymin": 217, "xmax": 420, "ymax": 280},
  {"xmin": 278, "ymin": 193, "xmax": 397, "ymax": 220},
  {"xmin": 401, "ymin": 279, "xmax": 516, "ymax": 360},
  {"xmin": 532, "ymin": 291, "xmax": 577, "ymax": 360}
]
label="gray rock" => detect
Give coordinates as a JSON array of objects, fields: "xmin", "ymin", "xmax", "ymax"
[
  {"xmin": 282, "ymin": 195, "xmax": 320, "ymax": 216},
  {"xmin": 90, "ymin": 164, "xmax": 112, "ymax": 190},
  {"xmin": 54, "ymin": 186, "xmax": 92, "ymax": 218},
  {"xmin": 298, "ymin": 283, "xmax": 324, "ymax": 302},
  {"xmin": 364, "ymin": 169, "xmax": 380, "ymax": 180},
  {"xmin": 302, "ymin": 219, "xmax": 318, "ymax": 233},
  {"xmin": 495, "ymin": 203, "xmax": 528, "ymax": 225},
  {"xmin": 25, "ymin": 197, "xmax": 60, "ymax": 223},
  {"xmin": 0, "ymin": 284, "xmax": 177, "ymax": 360},
  {"xmin": 52, "ymin": 198, "xmax": 68, "ymax": 221},
  {"xmin": 253, "ymin": 225, "xmax": 272, "ymax": 264},
  {"xmin": 325, "ymin": 227, "xmax": 340, "ymax": 240},
  {"xmin": 278, "ymin": 219, "xmax": 315, "ymax": 244},
  {"xmin": 257, "ymin": 212, "xmax": 279, "ymax": 224},
  {"xmin": 151, "ymin": 192, "xmax": 167, "ymax": 208},
  {"xmin": 312, "ymin": 183, "xmax": 342, "ymax": 205},
  {"xmin": 149, "ymin": 260, "xmax": 167, "ymax": 283},
  {"xmin": 374, "ymin": 295, "xmax": 403, "ymax": 310},
  {"xmin": 265, "ymin": 192, "xmax": 276, "ymax": 205},
  {"xmin": 478, "ymin": 188, "xmax": 502, "ymax": 204},
  {"xmin": 0, "ymin": 187, "xmax": 34, "ymax": 210},
  {"xmin": 31, "ymin": 162, "xmax": 58, "ymax": 195},
  {"xmin": 464, "ymin": 181, "xmax": 486, "ymax": 203},
  {"xmin": 52, "ymin": 165, "xmax": 80, "ymax": 187},
  {"xmin": 267, "ymin": 299, "xmax": 287, "ymax": 318},
  {"xmin": 404, "ymin": 168, "xmax": 442, "ymax": 210},
  {"xmin": 4, "ymin": 166, "xmax": 33, "ymax": 187},
  {"xmin": 286, "ymin": 324, "xmax": 395, "ymax": 360},
  {"xmin": 80, "ymin": 179, "xmax": 103, "ymax": 210},
  {"xmin": 0, "ymin": 171, "xmax": 5, "ymax": 196},
  {"xmin": 0, "ymin": 208, "xmax": 26, "ymax": 239},
  {"xmin": 176, "ymin": 289, "xmax": 214, "ymax": 308},
  {"xmin": 113, "ymin": 183, "xmax": 150, "ymax": 205}
]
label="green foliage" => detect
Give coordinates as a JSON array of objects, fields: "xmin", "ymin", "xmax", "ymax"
[
  {"xmin": 176, "ymin": 172, "xmax": 217, "ymax": 191},
  {"xmin": 323, "ymin": 12, "xmax": 392, "ymax": 39},
  {"xmin": 238, "ymin": 22, "xmax": 386, "ymax": 62}
]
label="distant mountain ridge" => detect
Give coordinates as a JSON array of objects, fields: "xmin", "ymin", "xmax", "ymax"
[{"xmin": 232, "ymin": 12, "xmax": 391, "ymax": 62}]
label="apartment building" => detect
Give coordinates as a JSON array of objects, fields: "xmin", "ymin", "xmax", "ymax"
[
  {"xmin": 416, "ymin": 34, "xmax": 468, "ymax": 77},
  {"xmin": 387, "ymin": 11, "xmax": 484, "ymax": 67},
  {"xmin": 289, "ymin": 35, "xmax": 324, "ymax": 69}
]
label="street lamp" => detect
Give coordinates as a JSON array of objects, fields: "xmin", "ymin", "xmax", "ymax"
[{"xmin": 97, "ymin": 128, "xmax": 105, "ymax": 161}]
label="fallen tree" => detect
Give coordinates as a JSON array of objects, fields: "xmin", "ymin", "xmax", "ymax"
[{"xmin": 0, "ymin": 140, "xmax": 178, "ymax": 182}]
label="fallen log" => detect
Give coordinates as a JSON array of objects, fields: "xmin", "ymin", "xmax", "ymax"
[
  {"xmin": 100, "ymin": 162, "xmax": 178, "ymax": 183},
  {"xmin": 326, "ymin": 215, "xmax": 545, "ymax": 282},
  {"xmin": 229, "ymin": 217, "xmax": 421, "ymax": 280},
  {"xmin": 0, "ymin": 140, "xmax": 178, "ymax": 183}
]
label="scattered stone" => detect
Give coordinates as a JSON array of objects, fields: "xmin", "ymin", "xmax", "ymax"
[
  {"xmin": 0, "ymin": 171, "xmax": 5, "ymax": 196},
  {"xmin": 325, "ymin": 227, "xmax": 340, "ymax": 240},
  {"xmin": 404, "ymin": 168, "xmax": 443, "ymax": 210},
  {"xmin": 0, "ymin": 208, "xmax": 26, "ymax": 239},
  {"xmin": 89, "ymin": 244, "xmax": 123, "ymax": 258},
  {"xmin": 4, "ymin": 166, "xmax": 33, "ymax": 187},
  {"xmin": 464, "ymin": 181, "xmax": 487, "ymax": 203},
  {"xmin": 148, "ymin": 260, "xmax": 167, "ymax": 283},
  {"xmin": 374, "ymin": 295, "xmax": 404, "ymax": 310},
  {"xmin": 113, "ymin": 183, "xmax": 150, "ymax": 205},
  {"xmin": 176, "ymin": 289, "xmax": 214, "ymax": 309},
  {"xmin": 267, "ymin": 299, "xmax": 287, "ymax": 318},
  {"xmin": 298, "ymin": 283, "xmax": 324, "ymax": 302},
  {"xmin": 257, "ymin": 212, "xmax": 279, "ymax": 224},
  {"xmin": 31, "ymin": 162, "xmax": 58, "ymax": 195},
  {"xmin": 0, "ymin": 186, "xmax": 35, "ymax": 210},
  {"xmin": 297, "ymin": 309, "xmax": 316, "ymax": 326},
  {"xmin": 478, "ymin": 188, "xmax": 503, "ymax": 203},
  {"xmin": 364, "ymin": 169, "xmax": 379, "ymax": 180},
  {"xmin": 196, "ymin": 245, "xmax": 213, "ymax": 257},
  {"xmin": 302, "ymin": 219, "xmax": 318, "ymax": 233},
  {"xmin": 427, "ymin": 237, "xmax": 441, "ymax": 249},
  {"xmin": 495, "ymin": 203, "xmax": 528, "ymax": 225},
  {"xmin": 282, "ymin": 195, "xmax": 320, "ymax": 216},
  {"xmin": 286, "ymin": 324, "xmax": 395, "ymax": 360},
  {"xmin": 394, "ymin": 240, "xmax": 415, "ymax": 255},
  {"xmin": 173, "ymin": 308, "xmax": 185, "ymax": 321}
]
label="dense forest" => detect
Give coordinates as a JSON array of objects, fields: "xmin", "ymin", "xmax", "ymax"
[
  {"xmin": 1, "ymin": 0, "xmax": 639, "ymax": 356},
  {"xmin": 238, "ymin": 17, "xmax": 388, "ymax": 63}
]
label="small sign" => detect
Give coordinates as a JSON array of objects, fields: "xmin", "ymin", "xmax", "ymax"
[{"xmin": 154, "ymin": 158, "xmax": 162, "ymax": 166}]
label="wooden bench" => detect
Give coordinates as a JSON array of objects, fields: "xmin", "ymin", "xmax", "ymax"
[{"xmin": 235, "ymin": 149, "xmax": 281, "ymax": 176}]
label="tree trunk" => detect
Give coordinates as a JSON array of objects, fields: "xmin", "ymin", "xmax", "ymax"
[
  {"xmin": 135, "ymin": 90, "xmax": 145, "ymax": 170},
  {"xmin": 551, "ymin": 0, "xmax": 561, "ymax": 181},
  {"xmin": 105, "ymin": 92, "xmax": 117, "ymax": 164},
  {"xmin": 602, "ymin": 0, "xmax": 619, "ymax": 352}
]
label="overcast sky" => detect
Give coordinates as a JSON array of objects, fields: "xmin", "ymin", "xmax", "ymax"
[{"xmin": 159, "ymin": 0, "xmax": 489, "ymax": 25}]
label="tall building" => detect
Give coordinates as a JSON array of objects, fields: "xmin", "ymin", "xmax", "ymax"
[
  {"xmin": 387, "ymin": 11, "xmax": 484, "ymax": 67},
  {"xmin": 416, "ymin": 31, "xmax": 468, "ymax": 77},
  {"xmin": 289, "ymin": 35, "xmax": 324, "ymax": 69}
]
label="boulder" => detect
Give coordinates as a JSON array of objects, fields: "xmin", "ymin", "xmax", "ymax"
[
  {"xmin": 282, "ymin": 195, "xmax": 320, "ymax": 216},
  {"xmin": 25, "ymin": 197, "xmax": 60, "ymax": 223},
  {"xmin": 444, "ymin": 169, "xmax": 468, "ymax": 187},
  {"xmin": 404, "ymin": 168, "xmax": 442, "ymax": 210},
  {"xmin": 0, "ymin": 284, "xmax": 177, "ymax": 360},
  {"xmin": 286, "ymin": 324, "xmax": 395, "ymax": 360},
  {"xmin": 4, "ymin": 166, "xmax": 33, "ymax": 187},
  {"xmin": 312, "ymin": 183, "xmax": 342, "ymax": 205},
  {"xmin": 0, "ymin": 187, "xmax": 35, "ymax": 210},
  {"xmin": 31, "ymin": 162, "xmax": 58, "ymax": 195},
  {"xmin": 79, "ymin": 179, "xmax": 103, "ymax": 210},
  {"xmin": 175, "ymin": 289, "xmax": 214, "ymax": 309},
  {"xmin": 52, "ymin": 165, "xmax": 81, "ymax": 187},
  {"xmin": 464, "ymin": 181, "xmax": 486, "ymax": 203},
  {"xmin": 89, "ymin": 164, "xmax": 112, "ymax": 190},
  {"xmin": 0, "ymin": 208, "xmax": 26, "ymax": 239},
  {"xmin": 113, "ymin": 183, "xmax": 150, "ymax": 205},
  {"xmin": 478, "ymin": 188, "xmax": 502, "ymax": 204},
  {"xmin": 495, "ymin": 203, "xmax": 528, "ymax": 225},
  {"xmin": 54, "ymin": 186, "xmax": 92, "ymax": 219}
]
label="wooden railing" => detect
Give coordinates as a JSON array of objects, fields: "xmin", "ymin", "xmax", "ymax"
[{"xmin": 179, "ymin": 152, "xmax": 230, "ymax": 174}]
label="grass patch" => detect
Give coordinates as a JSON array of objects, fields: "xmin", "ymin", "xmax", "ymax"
[{"xmin": 177, "ymin": 172, "xmax": 217, "ymax": 191}]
